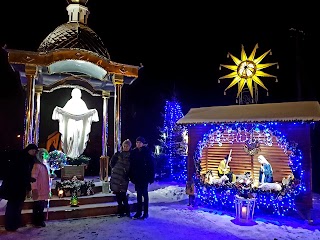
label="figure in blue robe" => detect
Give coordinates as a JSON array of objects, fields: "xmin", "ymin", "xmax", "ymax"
[{"xmin": 258, "ymin": 155, "xmax": 273, "ymax": 183}]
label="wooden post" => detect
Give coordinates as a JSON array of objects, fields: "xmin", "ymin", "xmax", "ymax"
[
  {"xmin": 99, "ymin": 156, "xmax": 109, "ymax": 181},
  {"xmin": 250, "ymin": 155, "xmax": 254, "ymax": 178}
]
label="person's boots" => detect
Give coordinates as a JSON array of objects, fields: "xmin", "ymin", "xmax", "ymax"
[
  {"xmin": 142, "ymin": 203, "xmax": 148, "ymax": 219},
  {"xmin": 132, "ymin": 201, "xmax": 142, "ymax": 219},
  {"xmin": 124, "ymin": 202, "xmax": 130, "ymax": 217},
  {"xmin": 117, "ymin": 204, "xmax": 125, "ymax": 218},
  {"xmin": 123, "ymin": 194, "xmax": 130, "ymax": 217}
]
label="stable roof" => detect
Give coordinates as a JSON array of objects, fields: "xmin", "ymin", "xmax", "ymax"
[{"xmin": 177, "ymin": 101, "xmax": 320, "ymax": 124}]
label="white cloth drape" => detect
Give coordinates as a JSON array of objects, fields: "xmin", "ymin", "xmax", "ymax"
[{"xmin": 52, "ymin": 107, "xmax": 99, "ymax": 158}]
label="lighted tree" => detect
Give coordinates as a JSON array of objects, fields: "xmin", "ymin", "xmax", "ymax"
[{"xmin": 156, "ymin": 98, "xmax": 188, "ymax": 182}]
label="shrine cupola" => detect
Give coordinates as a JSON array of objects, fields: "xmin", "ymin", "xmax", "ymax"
[
  {"xmin": 38, "ymin": 0, "xmax": 109, "ymax": 60},
  {"xmin": 6, "ymin": 0, "xmax": 139, "ymax": 96}
]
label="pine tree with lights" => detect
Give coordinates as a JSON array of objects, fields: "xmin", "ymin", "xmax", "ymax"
[{"xmin": 157, "ymin": 97, "xmax": 188, "ymax": 182}]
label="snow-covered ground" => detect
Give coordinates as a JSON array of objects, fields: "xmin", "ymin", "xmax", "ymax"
[{"xmin": 0, "ymin": 181, "xmax": 319, "ymax": 240}]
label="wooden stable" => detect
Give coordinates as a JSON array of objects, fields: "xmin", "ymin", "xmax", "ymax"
[
  {"xmin": 177, "ymin": 101, "xmax": 320, "ymax": 215},
  {"xmin": 199, "ymin": 131, "xmax": 293, "ymax": 185}
]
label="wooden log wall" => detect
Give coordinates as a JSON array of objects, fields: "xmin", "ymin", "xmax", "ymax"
[{"xmin": 199, "ymin": 134, "xmax": 293, "ymax": 185}]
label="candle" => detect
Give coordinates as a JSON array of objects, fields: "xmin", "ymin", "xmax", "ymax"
[
  {"xmin": 241, "ymin": 206, "xmax": 247, "ymax": 219},
  {"xmin": 58, "ymin": 189, "xmax": 64, "ymax": 198}
]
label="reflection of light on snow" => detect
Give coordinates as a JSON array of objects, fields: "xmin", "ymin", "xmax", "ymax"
[
  {"xmin": 131, "ymin": 185, "xmax": 188, "ymax": 203},
  {"xmin": 1, "ymin": 182, "xmax": 320, "ymax": 239},
  {"xmin": 149, "ymin": 186, "xmax": 188, "ymax": 203}
]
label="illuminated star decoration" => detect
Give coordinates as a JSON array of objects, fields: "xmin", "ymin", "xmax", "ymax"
[{"xmin": 219, "ymin": 43, "xmax": 279, "ymax": 99}]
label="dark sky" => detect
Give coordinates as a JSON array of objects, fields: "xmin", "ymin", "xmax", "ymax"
[{"xmin": 0, "ymin": 1, "xmax": 319, "ymax": 153}]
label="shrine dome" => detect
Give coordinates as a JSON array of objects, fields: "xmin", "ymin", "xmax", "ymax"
[
  {"xmin": 37, "ymin": 0, "xmax": 110, "ymax": 59},
  {"xmin": 38, "ymin": 22, "xmax": 110, "ymax": 59}
]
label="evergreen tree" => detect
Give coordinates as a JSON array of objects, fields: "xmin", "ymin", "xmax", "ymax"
[{"xmin": 156, "ymin": 97, "xmax": 187, "ymax": 182}]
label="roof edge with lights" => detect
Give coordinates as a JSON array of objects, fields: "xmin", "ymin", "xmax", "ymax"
[{"xmin": 177, "ymin": 101, "xmax": 320, "ymax": 124}]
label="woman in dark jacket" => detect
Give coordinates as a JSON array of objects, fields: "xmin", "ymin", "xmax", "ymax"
[
  {"xmin": 109, "ymin": 139, "xmax": 132, "ymax": 217},
  {"xmin": 1, "ymin": 144, "xmax": 38, "ymax": 231}
]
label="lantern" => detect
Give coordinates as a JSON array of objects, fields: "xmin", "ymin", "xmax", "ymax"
[
  {"xmin": 58, "ymin": 189, "xmax": 64, "ymax": 198},
  {"xmin": 234, "ymin": 195, "xmax": 256, "ymax": 222}
]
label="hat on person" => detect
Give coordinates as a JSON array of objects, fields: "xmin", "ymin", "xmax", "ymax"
[
  {"xmin": 136, "ymin": 136, "xmax": 146, "ymax": 144},
  {"xmin": 25, "ymin": 143, "xmax": 38, "ymax": 151}
]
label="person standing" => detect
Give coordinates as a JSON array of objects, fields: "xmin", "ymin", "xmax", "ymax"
[
  {"xmin": 217, "ymin": 153, "xmax": 234, "ymax": 182},
  {"xmin": 109, "ymin": 139, "xmax": 132, "ymax": 218},
  {"xmin": 1, "ymin": 144, "xmax": 38, "ymax": 231},
  {"xmin": 186, "ymin": 179, "xmax": 195, "ymax": 207},
  {"xmin": 129, "ymin": 137, "xmax": 155, "ymax": 220},
  {"xmin": 31, "ymin": 148, "xmax": 50, "ymax": 227}
]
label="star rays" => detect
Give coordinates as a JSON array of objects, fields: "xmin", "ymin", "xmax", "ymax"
[{"xmin": 219, "ymin": 44, "xmax": 278, "ymax": 99}]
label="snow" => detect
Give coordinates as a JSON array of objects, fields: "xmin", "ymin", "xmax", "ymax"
[{"xmin": 0, "ymin": 181, "xmax": 320, "ymax": 240}]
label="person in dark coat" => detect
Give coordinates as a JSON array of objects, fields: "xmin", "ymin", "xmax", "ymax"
[
  {"xmin": 129, "ymin": 136, "xmax": 155, "ymax": 220},
  {"xmin": 1, "ymin": 144, "xmax": 38, "ymax": 231},
  {"xmin": 109, "ymin": 139, "xmax": 132, "ymax": 218}
]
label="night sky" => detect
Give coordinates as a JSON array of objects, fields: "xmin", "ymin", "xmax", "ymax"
[{"xmin": 0, "ymin": 1, "xmax": 319, "ymax": 155}]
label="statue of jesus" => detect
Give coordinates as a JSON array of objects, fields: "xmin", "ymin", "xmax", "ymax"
[{"xmin": 52, "ymin": 88, "xmax": 99, "ymax": 158}]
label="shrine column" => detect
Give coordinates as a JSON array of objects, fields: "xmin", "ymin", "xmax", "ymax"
[
  {"xmin": 112, "ymin": 74, "xmax": 123, "ymax": 154},
  {"xmin": 24, "ymin": 65, "xmax": 37, "ymax": 147},
  {"xmin": 33, "ymin": 85, "xmax": 43, "ymax": 145},
  {"xmin": 100, "ymin": 90, "xmax": 110, "ymax": 182}
]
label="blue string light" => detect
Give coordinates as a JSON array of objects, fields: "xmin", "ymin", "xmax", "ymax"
[
  {"xmin": 159, "ymin": 99, "xmax": 188, "ymax": 182},
  {"xmin": 192, "ymin": 122, "xmax": 308, "ymax": 216}
]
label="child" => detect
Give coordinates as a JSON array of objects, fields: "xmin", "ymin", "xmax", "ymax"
[
  {"xmin": 186, "ymin": 179, "xmax": 195, "ymax": 206},
  {"xmin": 31, "ymin": 148, "xmax": 50, "ymax": 227}
]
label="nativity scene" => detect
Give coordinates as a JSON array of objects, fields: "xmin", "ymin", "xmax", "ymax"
[{"xmin": 177, "ymin": 44, "xmax": 320, "ymax": 220}]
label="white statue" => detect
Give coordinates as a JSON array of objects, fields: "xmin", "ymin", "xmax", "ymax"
[{"xmin": 52, "ymin": 88, "xmax": 99, "ymax": 158}]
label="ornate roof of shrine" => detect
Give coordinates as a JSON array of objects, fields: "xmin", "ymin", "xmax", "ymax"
[
  {"xmin": 177, "ymin": 101, "xmax": 320, "ymax": 124},
  {"xmin": 7, "ymin": 0, "xmax": 140, "ymax": 95},
  {"xmin": 38, "ymin": 22, "xmax": 110, "ymax": 59}
]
